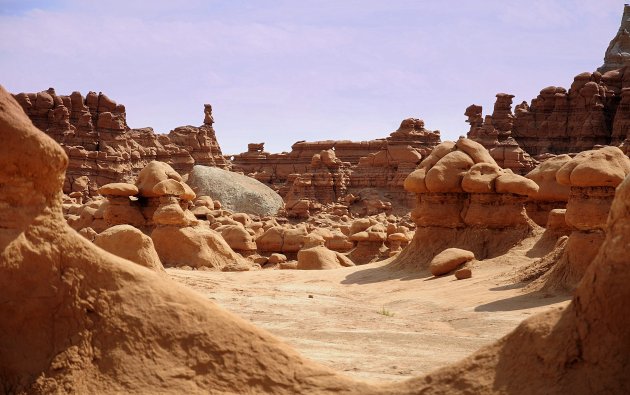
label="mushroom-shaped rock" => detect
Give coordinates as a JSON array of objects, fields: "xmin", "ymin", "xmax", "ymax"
[
  {"xmin": 181, "ymin": 182, "xmax": 196, "ymax": 201},
  {"xmin": 404, "ymin": 167, "xmax": 429, "ymax": 193},
  {"xmin": 556, "ymin": 146, "xmax": 630, "ymax": 187},
  {"xmin": 303, "ymin": 233, "xmax": 326, "ymax": 248},
  {"xmin": 153, "ymin": 196, "xmax": 189, "ymax": 226},
  {"xmin": 98, "ymin": 183, "xmax": 138, "ymax": 197},
  {"xmin": 349, "ymin": 231, "xmax": 370, "ymax": 242},
  {"xmin": 152, "ymin": 179, "xmax": 187, "ymax": 197},
  {"xmin": 425, "ymin": 151, "xmax": 475, "ymax": 193},
  {"xmin": 325, "ymin": 229, "xmax": 355, "ymax": 252},
  {"xmin": 268, "ymin": 253, "xmax": 287, "ymax": 264},
  {"xmin": 495, "ymin": 173, "xmax": 539, "ymax": 197},
  {"xmin": 462, "ymin": 163, "xmax": 503, "ymax": 193},
  {"xmin": 526, "ymin": 155, "xmax": 572, "ymax": 201},
  {"xmin": 194, "ymin": 195, "xmax": 214, "ymax": 208},
  {"xmin": 218, "ymin": 224, "xmax": 257, "ymax": 251},
  {"xmin": 151, "ymin": 226, "xmax": 247, "ymax": 269},
  {"xmin": 388, "ymin": 232, "xmax": 408, "ymax": 242},
  {"xmin": 430, "ymin": 248, "xmax": 475, "ymax": 276},
  {"xmin": 297, "ymin": 246, "xmax": 355, "ymax": 270},
  {"xmin": 135, "ymin": 161, "xmax": 182, "ymax": 197},
  {"xmin": 94, "ymin": 225, "xmax": 165, "ymax": 273},
  {"xmin": 455, "ymin": 137, "xmax": 497, "ymax": 166}
]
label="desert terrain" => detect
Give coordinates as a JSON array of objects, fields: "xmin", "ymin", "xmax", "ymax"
[
  {"xmin": 169, "ymin": 236, "xmax": 570, "ymax": 382},
  {"xmin": 2, "ymin": 2, "xmax": 630, "ymax": 395}
]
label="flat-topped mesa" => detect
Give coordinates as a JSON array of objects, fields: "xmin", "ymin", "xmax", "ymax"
[
  {"xmin": 465, "ymin": 99, "xmax": 537, "ymax": 175},
  {"xmin": 12, "ymin": 88, "xmax": 230, "ymax": 196},
  {"xmin": 393, "ymin": 138, "xmax": 539, "ymax": 270},
  {"xmin": 598, "ymin": 4, "xmax": 630, "ymax": 73}
]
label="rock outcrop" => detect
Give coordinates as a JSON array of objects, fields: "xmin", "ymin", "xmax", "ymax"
[
  {"xmin": 350, "ymin": 118, "xmax": 440, "ymax": 204},
  {"xmin": 599, "ymin": 4, "xmax": 630, "ymax": 73},
  {"xmin": 535, "ymin": 146, "xmax": 630, "ymax": 292},
  {"xmin": 465, "ymin": 97, "xmax": 538, "ymax": 175},
  {"xmin": 12, "ymin": 88, "xmax": 229, "ymax": 197},
  {"xmin": 0, "ymin": 85, "xmax": 376, "ymax": 394},
  {"xmin": 389, "ymin": 172, "xmax": 630, "ymax": 395},
  {"xmin": 395, "ymin": 138, "xmax": 538, "ymax": 270},
  {"xmin": 93, "ymin": 224, "xmax": 165, "ymax": 273}
]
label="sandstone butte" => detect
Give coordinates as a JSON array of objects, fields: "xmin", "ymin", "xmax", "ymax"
[{"xmin": 2, "ymin": 4, "xmax": 630, "ymax": 395}]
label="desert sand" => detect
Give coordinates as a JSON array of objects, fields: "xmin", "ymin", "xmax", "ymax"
[{"xmin": 169, "ymin": 229, "xmax": 570, "ymax": 383}]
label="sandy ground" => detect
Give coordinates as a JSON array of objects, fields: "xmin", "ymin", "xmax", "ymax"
[{"xmin": 168, "ymin": 234, "xmax": 570, "ymax": 383}]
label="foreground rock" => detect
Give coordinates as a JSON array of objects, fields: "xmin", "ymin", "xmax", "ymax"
[
  {"xmin": 187, "ymin": 165, "xmax": 284, "ymax": 216},
  {"xmin": 429, "ymin": 248, "xmax": 474, "ymax": 276},
  {"xmin": 93, "ymin": 224, "xmax": 165, "ymax": 273},
  {"xmin": 535, "ymin": 146, "xmax": 630, "ymax": 292},
  {"xmin": 395, "ymin": 138, "xmax": 538, "ymax": 271},
  {"xmin": 389, "ymin": 171, "xmax": 630, "ymax": 394},
  {"xmin": 0, "ymin": 85, "xmax": 373, "ymax": 394}
]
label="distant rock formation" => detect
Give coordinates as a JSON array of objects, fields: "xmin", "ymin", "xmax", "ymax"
[
  {"xmin": 466, "ymin": 5, "xmax": 630, "ymax": 159},
  {"xmin": 12, "ymin": 88, "xmax": 229, "ymax": 196},
  {"xmin": 599, "ymin": 4, "xmax": 630, "ymax": 73},
  {"xmin": 233, "ymin": 118, "xmax": 441, "ymax": 212}
]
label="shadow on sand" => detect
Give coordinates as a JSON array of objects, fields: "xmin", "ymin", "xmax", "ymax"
[
  {"xmin": 475, "ymin": 290, "xmax": 570, "ymax": 312},
  {"xmin": 341, "ymin": 263, "xmax": 431, "ymax": 285}
]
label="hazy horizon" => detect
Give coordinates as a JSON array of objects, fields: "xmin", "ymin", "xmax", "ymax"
[{"xmin": 0, "ymin": 0, "xmax": 624, "ymax": 154}]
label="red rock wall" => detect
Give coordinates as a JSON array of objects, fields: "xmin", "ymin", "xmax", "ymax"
[{"xmin": 13, "ymin": 88, "xmax": 230, "ymax": 195}]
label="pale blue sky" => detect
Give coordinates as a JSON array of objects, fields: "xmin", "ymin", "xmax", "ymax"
[{"xmin": 0, "ymin": 0, "xmax": 624, "ymax": 153}]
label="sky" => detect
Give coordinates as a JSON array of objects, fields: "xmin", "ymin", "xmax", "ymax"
[{"xmin": 0, "ymin": 0, "xmax": 625, "ymax": 154}]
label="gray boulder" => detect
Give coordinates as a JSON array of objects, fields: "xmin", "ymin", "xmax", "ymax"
[{"xmin": 187, "ymin": 165, "xmax": 284, "ymax": 216}]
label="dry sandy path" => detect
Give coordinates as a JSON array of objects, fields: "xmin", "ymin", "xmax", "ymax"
[{"xmin": 168, "ymin": 239, "xmax": 569, "ymax": 383}]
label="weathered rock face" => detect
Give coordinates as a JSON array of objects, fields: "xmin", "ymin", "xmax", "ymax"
[
  {"xmin": 599, "ymin": 4, "xmax": 630, "ymax": 73},
  {"xmin": 349, "ymin": 118, "xmax": 440, "ymax": 204},
  {"xmin": 0, "ymin": 85, "xmax": 376, "ymax": 394},
  {"xmin": 232, "ymin": 140, "xmax": 387, "ymax": 187},
  {"xmin": 525, "ymin": 155, "xmax": 572, "ymax": 226},
  {"xmin": 284, "ymin": 149, "xmax": 351, "ymax": 217},
  {"xmin": 395, "ymin": 138, "xmax": 538, "ymax": 270},
  {"xmin": 537, "ymin": 146, "xmax": 630, "ymax": 292},
  {"xmin": 12, "ymin": 88, "xmax": 229, "ymax": 197},
  {"xmin": 232, "ymin": 118, "xmax": 441, "ymax": 214},
  {"xmin": 465, "ymin": 97, "xmax": 538, "ymax": 175}
]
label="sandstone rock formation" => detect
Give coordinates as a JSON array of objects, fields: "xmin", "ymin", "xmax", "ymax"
[
  {"xmin": 232, "ymin": 118, "xmax": 441, "ymax": 212},
  {"xmin": 187, "ymin": 165, "xmax": 284, "ymax": 216},
  {"xmin": 429, "ymin": 248, "xmax": 475, "ymax": 276},
  {"xmin": 93, "ymin": 225, "xmax": 165, "ymax": 273},
  {"xmin": 350, "ymin": 118, "xmax": 440, "ymax": 204},
  {"xmin": 525, "ymin": 155, "xmax": 572, "ymax": 226},
  {"xmin": 12, "ymin": 88, "xmax": 229, "ymax": 197},
  {"xmin": 395, "ymin": 138, "xmax": 538, "ymax": 270},
  {"xmin": 0, "ymin": 86, "xmax": 375, "ymax": 393},
  {"xmin": 599, "ymin": 4, "xmax": 630, "ymax": 73},
  {"xmin": 534, "ymin": 146, "xmax": 630, "ymax": 292},
  {"xmin": 389, "ymin": 172, "xmax": 630, "ymax": 395},
  {"xmin": 284, "ymin": 149, "xmax": 351, "ymax": 217},
  {"xmin": 465, "ymin": 97, "xmax": 538, "ymax": 175}
]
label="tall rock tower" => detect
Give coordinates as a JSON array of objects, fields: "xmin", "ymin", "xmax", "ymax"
[{"xmin": 599, "ymin": 4, "xmax": 630, "ymax": 72}]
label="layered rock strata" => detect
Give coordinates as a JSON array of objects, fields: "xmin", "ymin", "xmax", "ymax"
[
  {"xmin": 536, "ymin": 146, "xmax": 630, "ymax": 292},
  {"xmin": 12, "ymin": 88, "xmax": 229, "ymax": 196},
  {"xmin": 394, "ymin": 138, "xmax": 539, "ymax": 270}
]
